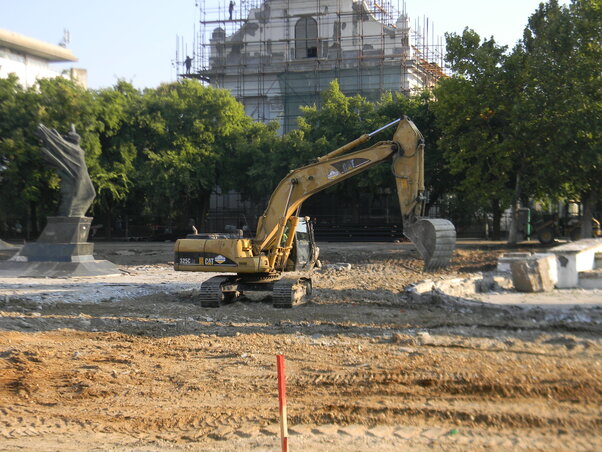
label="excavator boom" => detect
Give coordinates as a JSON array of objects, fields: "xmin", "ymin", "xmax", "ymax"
[{"xmin": 253, "ymin": 117, "xmax": 455, "ymax": 270}]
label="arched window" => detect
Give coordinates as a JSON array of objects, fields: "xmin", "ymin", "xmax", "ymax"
[{"xmin": 295, "ymin": 17, "xmax": 318, "ymax": 59}]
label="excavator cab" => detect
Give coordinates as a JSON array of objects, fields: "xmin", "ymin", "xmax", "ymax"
[{"xmin": 285, "ymin": 217, "xmax": 319, "ymax": 271}]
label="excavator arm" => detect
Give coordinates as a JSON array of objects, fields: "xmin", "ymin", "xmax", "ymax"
[{"xmin": 253, "ymin": 117, "xmax": 455, "ymax": 270}]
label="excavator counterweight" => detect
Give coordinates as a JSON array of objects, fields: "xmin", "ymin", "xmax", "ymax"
[{"xmin": 174, "ymin": 117, "xmax": 456, "ymax": 307}]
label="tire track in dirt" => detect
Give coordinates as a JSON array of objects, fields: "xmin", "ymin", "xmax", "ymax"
[
  {"xmin": 227, "ymin": 364, "xmax": 602, "ymax": 402},
  {"xmin": 1, "ymin": 243, "xmax": 601, "ymax": 452}
]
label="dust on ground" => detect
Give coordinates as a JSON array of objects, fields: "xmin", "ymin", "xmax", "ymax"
[{"xmin": 0, "ymin": 241, "xmax": 600, "ymax": 451}]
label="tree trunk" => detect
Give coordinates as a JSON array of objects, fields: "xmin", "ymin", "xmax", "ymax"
[
  {"xmin": 507, "ymin": 174, "xmax": 521, "ymax": 245},
  {"xmin": 197, "ymin": 192, "xmax": 210, "ymax": 232},
  {"xmin": 491, "ymin": 199, "xmax": 502, "ymax": 241},
  {"xmin": 105, "ymin": 200, "xmax": 113, "ymax": 240},
  {"xmin": 30, "ymin": 201, "xmax": 39, "ymax": 238},
  {"xmin": 191, "ymin": 191, "xmax": 211, "ymax": 233},
  {"xmin": 26, "ymin": 201, "xmax": 40, "ymax": 240},
  {"xmin": 581, "ymin": 191, "xmax": 595, "ymax": 239},
  {"xmin": 351, "ymin": 189, "xmax": 361, "ymax": 224},
  {"xmin": 425, "ymin": 188, "xmax": 440, "ymax": 217}
]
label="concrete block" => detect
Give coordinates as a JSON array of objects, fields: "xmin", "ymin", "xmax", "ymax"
[
  {"xmin": 578, "ymin": 269, "xmax": 602, "ymax": 290},
  {"xmin": 497, "ymin": 252, "xmax": 532, "ymax": 272},
  {"xmin": 532, "ymin": 253, "xmax": 558, "ymax": 285},
  {"xmin": 551, "ymin": 239, "xmax": 602, "ymax": 288},
  {"xmin": 511, "ymin": 257, "xmax": 555, "ymax": 292}
]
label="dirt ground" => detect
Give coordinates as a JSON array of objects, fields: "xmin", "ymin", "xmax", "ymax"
[{"xmin": 0, "ymin": 241, "xmax": 601, "ymax": 451}]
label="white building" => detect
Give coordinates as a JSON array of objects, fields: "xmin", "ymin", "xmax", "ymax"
[
  {"xmin": 0, "ymin": 29, "xmax": 86, "ymax": 88},
  {"xmin": 187, "ymin": 0, "xmax": 446, "ymax": 132}
]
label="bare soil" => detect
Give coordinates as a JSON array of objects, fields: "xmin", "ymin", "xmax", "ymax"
[{"xmin": 0, "ymin": 241, "xmax": 600, "ymax": 451}]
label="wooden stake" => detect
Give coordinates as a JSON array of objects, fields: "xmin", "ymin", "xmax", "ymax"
[{"xmin": 277, "ymin": 354, "xmax": 289, "ymax": 452}]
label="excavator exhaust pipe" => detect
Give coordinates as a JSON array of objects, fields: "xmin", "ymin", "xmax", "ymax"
[{"xmin": 404, "ymin": 218, "xmax": 456, "ymax": 270}]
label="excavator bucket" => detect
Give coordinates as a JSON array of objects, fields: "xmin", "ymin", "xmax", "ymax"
[{"xmin": 403, "ymin": 218, "xmax": 456, "ymax": 270}]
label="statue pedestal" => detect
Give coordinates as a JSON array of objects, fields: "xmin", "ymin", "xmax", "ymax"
[
  {"xmin": 0, "ymin": 216, "xmax": 120, "ymax": 278},
  {"xmin": 19, "ymin": 217, "xmax": 94, "ymax": 262}
]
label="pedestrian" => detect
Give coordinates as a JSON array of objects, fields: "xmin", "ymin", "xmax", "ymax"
[
  {"xmin": 184, "ymin": 55, "xmax": 193, "ymax": 74},
  {"xmin": 229, "ymin": 1, "xmax": 235, "ymax": 20}
]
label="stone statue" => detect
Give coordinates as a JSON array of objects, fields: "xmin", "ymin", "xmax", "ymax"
[
  {"xmin": 37, "ymin": 123, "xmax": 96, "ymax": 217},
  {"xmin": 0, "ymin": 123, "xmax": 119, "ymax": 277}
]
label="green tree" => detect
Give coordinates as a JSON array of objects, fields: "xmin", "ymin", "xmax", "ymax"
[
  {"xmin": 0, "ymin": 76, "xmax": 143, "ymax": 239},
  {"xmin": 0, "ymin": 75, "xmax": 38, "ymax": 237},
  {"xmin": 294, "ymin": 80, "xmax": 386, "ymax": 223},
  {"xmin": 91, "ymin": 81, "xmax": 141, "ymax": 238},
  {"xmin": 434, "ymin": 29, "xmax": 519, "ymax": 240},
  {"xmin": 219, "ymin": 119, "xmax": 280, "ymax": 206},
  {"xmin": 519, "ymin": 0, "xmax": 602, "ymax": 237},
  {"xmin": 135, "ymin": 80, "xmax": 253, "ymax": 231}
]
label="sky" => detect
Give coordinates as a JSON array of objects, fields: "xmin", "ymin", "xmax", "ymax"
[{"xmin": 1, "ymin": 0, "xmax": 568, "ymax": 90}]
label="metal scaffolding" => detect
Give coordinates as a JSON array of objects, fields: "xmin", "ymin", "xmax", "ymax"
[{"xmin": 175, "ymin": 0, "xmax": 447, "ymax": 132}]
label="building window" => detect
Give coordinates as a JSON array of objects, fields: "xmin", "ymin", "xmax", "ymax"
[{"xmin": 295, "ymin": 17, "xmax": 318, "ymax": 59}]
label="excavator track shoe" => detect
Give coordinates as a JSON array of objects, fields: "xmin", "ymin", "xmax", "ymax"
[
  {"xmin": 198, "ymin": 276, "xmax": 231, "ymax": 308},
  {"xmin": 404, "ymin": 218, "xmax": 456, "ymax": 271},
  {"xmin": 272, "ymin": 277, "xmax": 312, "ymax": 309}
]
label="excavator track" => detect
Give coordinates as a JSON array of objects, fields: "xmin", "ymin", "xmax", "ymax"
[
  {"xmin": 198, "ymin": 276, "xmax": 231, "ymax": 308},
  {"xmin": 272, "ymin": 277, "xmax": 312, "ymax": 309},
  {"xmin": 404, "ymin": 218, "xmax": 456, "ymax": 271}
]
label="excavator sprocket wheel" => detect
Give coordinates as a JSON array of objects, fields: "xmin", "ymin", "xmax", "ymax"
[
  {"xmin": 404, "ymin": 218, "xmax": 456, "ymax": 271},
  {"xmin": 272, "ymin": 277, "xmax": 312, "ymax": 309}
]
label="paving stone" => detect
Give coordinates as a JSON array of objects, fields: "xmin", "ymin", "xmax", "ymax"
[{"xmin": 511, "ymin": 256, "xmax": 555, "ymax": 292}]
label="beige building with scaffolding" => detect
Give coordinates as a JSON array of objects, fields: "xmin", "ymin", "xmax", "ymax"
[{"xmin": 182, "ymin": 0, "xmax": 446, "ymax": 132}]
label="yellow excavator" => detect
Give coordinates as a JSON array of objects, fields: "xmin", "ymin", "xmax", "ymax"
[{"xmin": 174, "ymin": 117, "xmax": 455, "ymax": 308}]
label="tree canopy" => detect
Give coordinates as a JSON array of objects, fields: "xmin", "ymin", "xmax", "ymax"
[
  {"xmin": 433, "ymin": 0, "xmax": 601, "ymax": 238},
  {"xmin": 0, "ymin": 0, "xmax": 599, "ymax": 240}
]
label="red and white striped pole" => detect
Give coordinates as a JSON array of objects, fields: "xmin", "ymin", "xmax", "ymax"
[{"xmin": 276, "ymin": 354, "xmax": 289, "ymax": 452}]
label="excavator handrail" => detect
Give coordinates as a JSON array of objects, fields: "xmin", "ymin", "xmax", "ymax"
[{"xmin": 316, "ymin": 118, "xmax": 401, "ymax": 163}]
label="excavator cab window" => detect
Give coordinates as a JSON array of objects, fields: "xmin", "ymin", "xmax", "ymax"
[{"xmin": 287, "ymin": 217, "xmax": 316, "ymax": 271}]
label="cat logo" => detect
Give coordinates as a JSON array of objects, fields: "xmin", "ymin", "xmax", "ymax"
[{"xmin": 214, "ymin": 254, "xmax": 227, "ymax": 265}]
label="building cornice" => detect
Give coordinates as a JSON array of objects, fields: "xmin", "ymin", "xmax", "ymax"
[{"xmin": 0, "ymin": 29, "xmax": 78, "ymax": 62}]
